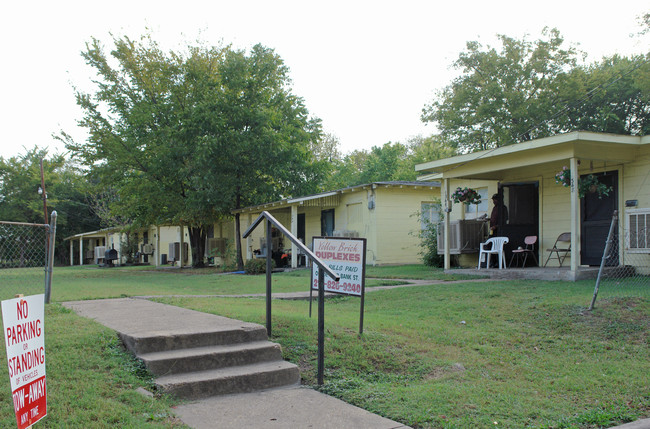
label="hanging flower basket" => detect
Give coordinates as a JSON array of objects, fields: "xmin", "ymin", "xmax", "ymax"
[
  {"xmin": 555, "ymin": 166, "xmax": 571, "ymax": 187},
  {"xmin": 578, "ymin": 174, "xmax": 612, "ymax": 199},
  {"xmin": 554, "ymin": 167, "xmax": 612, "ymax": 199},
  {"xmin": 451, "ymin": 187, "xmax": 481, "ymax": 205}
]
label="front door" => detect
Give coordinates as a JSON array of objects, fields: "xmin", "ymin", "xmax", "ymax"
[
  {"xmin": 321, "ymin": 209, "xmax": 335, "ymax": 236},
  {"xmin": 581, "ymin": 171, "xmax": 618, "ymax": 266},
  {"xmin": 298, "ymin": 213, "xmax": 306, "ymax": 243},
  {"xmin": 499, "ymin": 183, "xmax": 539, "ymax": 266}
]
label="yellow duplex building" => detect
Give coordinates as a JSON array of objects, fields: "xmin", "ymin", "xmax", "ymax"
[
  {"xmin": 64, "ymin": 220, "xmax": 234, "ymax": 267},
  {"xmin": 415, "ymin": 131, "xmax": 650, "ymax": 280},
  {"xmin": 233, "ymin": 181, "xmax": 441, "ymax": 267}
]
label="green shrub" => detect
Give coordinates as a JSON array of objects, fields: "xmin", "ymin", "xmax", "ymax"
[
  {"xmin": 244, "ymin": 258, "xmax": 276, "ymax": 274},
  {"xmin": 420, "ymin": 221, "xmax": 444, "ymax": 267}
]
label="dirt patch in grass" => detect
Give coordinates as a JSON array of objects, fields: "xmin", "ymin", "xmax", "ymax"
[{"xmin": 425, "ymin": 362, "xmax": 466, "ymax": 380}]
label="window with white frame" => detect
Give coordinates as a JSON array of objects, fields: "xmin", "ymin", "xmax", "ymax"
[
  {"xmin": 465, "ymin": 187, "xmax": 489, "ymax": 218},
  {"xmin": 627, "ymin": 208, "xmax": 650, "ymax": 252},
  {"xmin": 421, "ymin": 202, "xmax": 441, "ymax": 230}
]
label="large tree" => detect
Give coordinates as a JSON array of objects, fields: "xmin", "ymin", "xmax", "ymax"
[
  {"xmin": 556, "ymin": 54, "xmax": 650, "ymax": 135},
  {"xmin": 197, "ymin": 45, "xmax": 324, "ymax": 268},
  {"xmin": 422, "ymin": 28, "xmax": 579, "ymax": 152},
  {"xmin": 62, "ymin": 35, "xmax": 321, "ymax": 268}
]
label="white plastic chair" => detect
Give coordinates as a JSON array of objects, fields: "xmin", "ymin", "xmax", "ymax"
[{"xmin": 478, "ymin": 237, "xmax": 509, "ymax": 269}]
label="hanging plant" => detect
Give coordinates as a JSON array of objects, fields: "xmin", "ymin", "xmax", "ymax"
[
  {"xmin": 554, "ymin": 167, "xmax": 612, "ymax": 199},
  {"xmin": 578, "ymin": 174, "xmax": 612, "ymax": 199},
  {"xmin": 451, "ymin": 187, "xmax": 481, "ymax": 205},
  {"xmin": 555, "ymin": 166, "xmax": 571, "ymax": 187}
]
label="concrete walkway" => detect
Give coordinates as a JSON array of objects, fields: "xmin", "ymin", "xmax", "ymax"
[
  {"xmin": 63, "ymin": 298, "xmax": 410, "ymax": 429},
  {"xmin": 136, "ymin": 277, "xmax": 497, "ymax": 301}
]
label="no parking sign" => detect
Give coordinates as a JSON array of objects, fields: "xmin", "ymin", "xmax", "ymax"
[{"xmin": 2, "ymin": 294, "xmax": 47, "ymax": 429}]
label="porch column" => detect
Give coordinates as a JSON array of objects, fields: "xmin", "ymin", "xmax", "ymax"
[
  {"xmin": 156, "ymin": 226, "xmax": 161, "ymax": 267},
  {"xmin": 79, "ymin": 238, "xmax": 83, "ymax": 266},
  {"xmin": 443, "ymin": 178, "xmax": 451, "ymax": 270},
  {"xmin": 246, "ymin": 213, "xmax": 253, "ymax": 260},
  {"xmin": 570, "ymin": 157, "xmax": 580, "ymax": 273},
  {"xmin": 69, "ymin": 240, "xmax": 73, "ymax": 266},
  {"xmin": 179, "ymin": 225, "xmax": 184, "ymax": 268},
  {"xmin": 291, "ymin": 205, "xmax": 298, "ymax": 268}
]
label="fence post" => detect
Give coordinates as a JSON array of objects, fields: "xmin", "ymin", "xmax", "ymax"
[
  {"xmin": 45, "ymin": 211, "xmax": 57, "ymax": 304},
  {"xmin": 589, "ymin": 210, "xmax": 617, "ymax": 311}
]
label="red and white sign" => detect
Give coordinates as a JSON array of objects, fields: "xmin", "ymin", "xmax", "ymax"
[
  {"xmin": 2, "ymin": 294, "xmax": 47, "ymax": 429},
  {"xmin": 311, "ymin": 237, "xmax": 366, "ymax": 296}
]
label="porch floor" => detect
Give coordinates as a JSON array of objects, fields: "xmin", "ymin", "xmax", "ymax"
[{"xmin": 447, "ymin": 266, "xmax": 601, "ymax": 281}]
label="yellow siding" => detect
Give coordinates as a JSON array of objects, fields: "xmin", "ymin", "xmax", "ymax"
[
  {"xmin": 237, "ymin": 185, "xmax": 440, "ymax": 265},
  {"xmin": 374, "ymin": 187, "xmax": 441, "ymax": 264}
]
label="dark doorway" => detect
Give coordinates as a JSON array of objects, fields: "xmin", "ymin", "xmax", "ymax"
[
  {"xmin": 298, "ymin": 213, "xmax": 306, "ymax": 243},
  {"xmin": 581, "ymin": 171, "xmax": 618, "ymax": 266},
  {"xmin": 499, "ymin": 182, "xmax": 539, "ymax": 266},
  {"xmin": 321, "ymin": 209, "xmax": 335, "ymax": 236}
]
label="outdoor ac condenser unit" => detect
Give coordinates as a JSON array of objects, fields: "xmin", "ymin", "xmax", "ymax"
[{"xmin": 437, "ymin": 219, "xmax": 489, "ymax": 255}]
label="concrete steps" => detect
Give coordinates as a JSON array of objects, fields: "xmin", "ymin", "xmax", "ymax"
[
  {"xmin": 118, "ymin": 322, "xmax": 299, "ymax": 400},
  {"xmin": 155, "ymin": 360, "xmax": 300, "ymax": 399}
]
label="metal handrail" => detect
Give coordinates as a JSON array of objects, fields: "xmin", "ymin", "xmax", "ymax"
[
  {"xmin": 243, "ymin": 211, "xmax": 340, "ymax": 281},
  {"xmin": 243, "ymin": 210, "xmax": 339, "ymax": 385}
]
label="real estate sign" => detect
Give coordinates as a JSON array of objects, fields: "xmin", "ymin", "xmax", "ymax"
[
  {"xmin": 1, "ymin": 294, "xmax": 47, "ymax": 429},
  {"xmin": 311, "ymin": 237, "xmax": 366, "ymax": 296}
]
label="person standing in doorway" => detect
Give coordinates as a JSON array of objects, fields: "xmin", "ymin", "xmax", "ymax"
[{"xmin": 490, "ymin": 193, "xmax": 508, "ymax": 236}]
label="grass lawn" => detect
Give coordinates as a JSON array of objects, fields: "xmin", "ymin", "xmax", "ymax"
[
  {"xmin": 0, "ymin": 265, "xmax": 647, "ymax": 428},
  {"xmin": 0, "ymin": 265, "xmax": 413, "ymax": 302}
]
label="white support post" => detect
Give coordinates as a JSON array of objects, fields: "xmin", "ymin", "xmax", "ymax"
[
  {"xmin": 246, "ymin": 213, "xmax": 253, "ymax": 260},
  {"xmin": 291, "ymin": 205, "xmax": 298, "ymax": 268},
  {"xmin": 179, "ymin": 225, "xmax": 184, "ymax": 268},
  {"xmin": 570, "ymin": 157, "xmax": 580, "ymax": 274},
  {"xmin": 79, "ymin": 238, "xmax": 84, "ymax": 266},
  {"xmin": 156, "ymin": 226, "xmax": 161, "ymax": 267},
  {"xmin": 69, "ymin": 240, "xmax": 73, "ymax": 266},
  {"xmin": 443, "ymin": 178, "xmax": 451, "ymax": 270}
]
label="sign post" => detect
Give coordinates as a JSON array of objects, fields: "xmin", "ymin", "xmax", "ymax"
[
  {"xmin": 2, "ymin": 294, "xmax": 47, "ymax": 429},
  {"xmin": 310, "ymin": 237, "xmax": 367, "ymax": 333}
]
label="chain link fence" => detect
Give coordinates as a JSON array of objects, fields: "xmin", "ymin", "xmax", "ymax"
[
  {"xmin": 590, "ymin": 211, "xmax": 650, "ymax": 309},
  {"xmin": 0, "ymin": 215, "xmax": 56, "ymax": 302}
]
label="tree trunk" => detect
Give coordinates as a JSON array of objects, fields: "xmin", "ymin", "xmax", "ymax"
[
  {"xmin": 235, "ymin": 212, "xmax": 244, "ymax": 270},
  {"xmin": 189, "ymin": 226, "xmax": 206, "ymax": 268}
]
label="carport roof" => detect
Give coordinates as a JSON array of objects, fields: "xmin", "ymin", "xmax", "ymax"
[{"xmin": 416, "ymin": 131, "xmax": 650, "ymax": 181}]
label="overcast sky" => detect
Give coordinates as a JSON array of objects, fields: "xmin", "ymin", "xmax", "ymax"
[{"xmin": 0, "ymin": 1, "xmax": 648, "ymax": 160}]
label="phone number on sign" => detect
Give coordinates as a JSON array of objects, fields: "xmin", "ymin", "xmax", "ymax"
[{"xmin": 312, "ymin": 279, "xmax": 361, "ymax": 294}]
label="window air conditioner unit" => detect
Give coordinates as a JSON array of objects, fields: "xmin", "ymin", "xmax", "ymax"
[
  {"xmin": 94, "ymin": 246, "xmax": 106, "ymax": 260},
  {"xmin": 437, "ymin": 219, "xmax": 489, "ymax": 254},
  {"xmin": 141, "ymin": 243, "xmax": 154, "ymax": 255},
  {"xmin": 626, "ymin": 208, "xmax": 650, "ymax": 252}
]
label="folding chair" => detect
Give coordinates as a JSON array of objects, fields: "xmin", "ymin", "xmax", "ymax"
[
  {"xmin": 544, "ymin": 232, "xmax": 571, "ymax": 267},
  {"xmin": 478, "ymin": 236, "xmax": 509, "ymax": 269},
  {"xmin": 509, "ymin": 236, "xmax": 538, "ymax": 267}
]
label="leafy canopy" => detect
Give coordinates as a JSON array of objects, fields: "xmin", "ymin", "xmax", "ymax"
[
  {"xmin": 61, "ymin": 34, "xmax": 323, "ymax": 267},
  {"xmin": 422, "ymin": 28, "xmax": 578, "ymax": 152}
]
